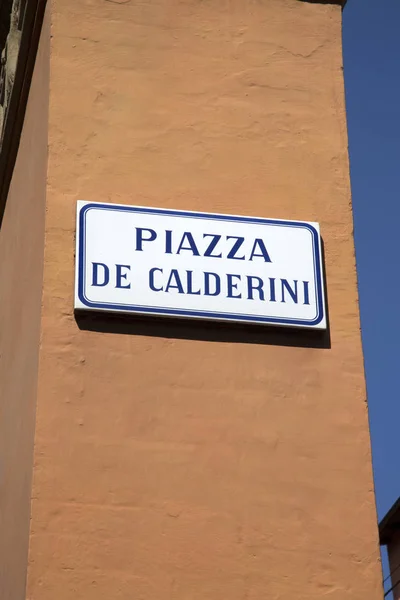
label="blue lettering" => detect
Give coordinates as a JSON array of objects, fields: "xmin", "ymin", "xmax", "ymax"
[
  {"xmin": 227, "ymin": 274, "xmax": 242, "ymax": 299},
  {"xmin": 203, "ymin": 234, "xmax": 222, "ymax": 258},
  {"xmin": 165, "ymin": 230, "xmax": 173, "ymax": 254},
  {"xmin": 149, "ymin": 267, "xmax": 163, "ymax": 292},
  {"xmin": 115, "ymin": 264, "xmax": 131, "ymax": 289},
  {"xmin": 92, "ymin": 262, "xmax": 109, "ymax": 287},
  {"xmin": 303, "ymin": 281, "xmax": 310, "ymax": 305},
  {"xmin": 247, "ymin": 276, "xmax": 265, "ymax": 301},
  {"xmin": 186, "ymin": 271, "xmax": 201, "ymax": 295},
  {"xmin": 281, "ymin": 279, "xmax": 298, "ymax": 303},
  {"xmin": 204, "ymin": 272, "xmax": 220, "ymax": 296},
  {"xmin": 136, "ymin": 227, "xmax": 157, "ymax": 251},
  {"xmin": 269, "ymin": 277, "xmax": 276, "ymax": 302},
  {"xmin": 176, "ymin": 232, "xmax": 200, "ymax": 256},
  {"xmin": 165, "ymin": 269, "xmax": 184, "ymax": 293},
  {"xmin": 249, "ymin": 239, "xmax": 272, "ymax": 262},
  {"xmin": 227, "ymin": 236, "xmax": 245, "ymax": 260},
  {"xmin": 204, "ymin": 271, "xmax": 221, "ymax": 296}
]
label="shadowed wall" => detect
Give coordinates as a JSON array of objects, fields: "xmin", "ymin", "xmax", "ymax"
[{"xmin": 0, "ymin": 7, "xmax": 48, "ymax": 599}]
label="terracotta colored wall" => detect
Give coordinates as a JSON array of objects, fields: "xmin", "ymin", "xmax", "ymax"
[
  {"xmin": 0, "ymin": 9, "xmax": 49, "ymax": 600},
  {"xmin": 27, "ymin": 1, "xmax": 382, "ymax": 599}
]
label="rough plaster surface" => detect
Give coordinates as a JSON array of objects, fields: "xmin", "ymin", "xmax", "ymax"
[
  {"xmin": 0, "ymin": 8, "xmax": 48, "ymax": 600},
  {"xmin": 27, "ymin": 1, "xmax": 382, "ymax": 598}
]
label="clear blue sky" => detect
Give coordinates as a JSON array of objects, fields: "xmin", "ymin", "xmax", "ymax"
[
  {"xmin": 343, "ymin": 0, "xmax": 400, "ymax": 592},
  {"xmin": 344, "ymin": 0, "xmax": 400, "ymax": 518}
]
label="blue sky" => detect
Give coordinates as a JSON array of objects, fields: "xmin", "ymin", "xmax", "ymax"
[
  {"xmin": 344, "ymin": 0, "xmax": 400, "ymax": 520},
  {"xmin": 343, "ymin": 0, "xmax": 400, "ymax": 591}
]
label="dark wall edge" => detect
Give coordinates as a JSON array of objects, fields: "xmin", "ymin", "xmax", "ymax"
[{"xmin": 0, "ymin": 0, "xmax": 47, "ymax": 227}]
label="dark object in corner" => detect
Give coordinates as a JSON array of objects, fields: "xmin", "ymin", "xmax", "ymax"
[
  {"xmin": 0, "ymin": 0, "xmax": 47, "ymax": 227},
  {"xmin": 298, "ymin": 0, "xmax": 347, "ymax": 6},
  {"xmin": 380, "ymin": 497, "xmax": 400, "ymax": 546}
]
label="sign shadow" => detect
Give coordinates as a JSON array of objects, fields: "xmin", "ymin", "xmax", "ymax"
[
  {"xmin": 75, "ymin": 309, "xmax": 330, "ymax": 349},
  {"xmin": 76, "ymin": 236, "xmax": 331, "ymax": 350}
]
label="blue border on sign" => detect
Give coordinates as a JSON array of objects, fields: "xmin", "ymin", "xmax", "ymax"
[{"xmin": 77, "ymin": 203, "xmax": 325, "ymax": 327}]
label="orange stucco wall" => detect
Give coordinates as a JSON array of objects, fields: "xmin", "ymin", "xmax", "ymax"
[
  {"xmin": 0, "ymin": 9, "xmax": 49, "ymax": 600},
  {"xmin": 26, "ymin": 1, "xmax": 382, "ymax": 599}
]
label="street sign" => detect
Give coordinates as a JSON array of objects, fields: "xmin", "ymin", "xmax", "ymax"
[{"xmin": 75, "ymin": 201, "xmax": 326, "ymax": 329}]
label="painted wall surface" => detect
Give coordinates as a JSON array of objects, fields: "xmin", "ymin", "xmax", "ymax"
[
  {"xmin": 27, "ymin": 1, "xmax": 382, "ymax": 599},
  {"xmin": 0, "ymin": 9, "xmax": 49, "ymax": 600}
]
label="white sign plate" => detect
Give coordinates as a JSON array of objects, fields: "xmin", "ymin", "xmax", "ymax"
[{"xmin": 75, "ymin": 201, "xmax": 326, "ymax": 329}]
